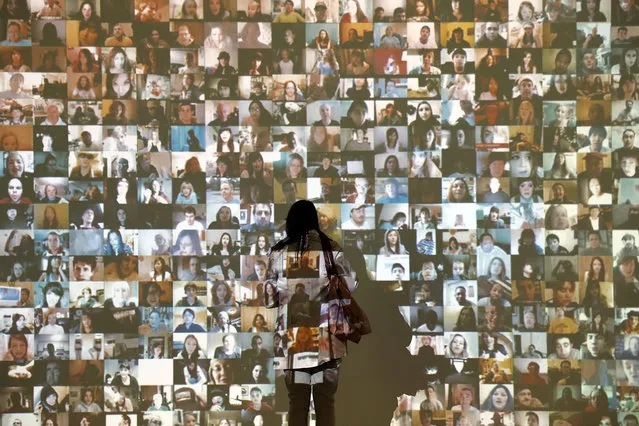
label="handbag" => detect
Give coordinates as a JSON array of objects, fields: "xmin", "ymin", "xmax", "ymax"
[{"xmin": 323, "ymin": 243, "xmax": 371, "ymax": 344}]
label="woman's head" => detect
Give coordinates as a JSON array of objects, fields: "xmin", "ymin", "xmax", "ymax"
[
  {"xmin": 589, "ymin": 256, "xmax": 605, "ymax": 278},
  {"xmin": 448, "ymin": 178, "xmax": 470, "ymax": 202},
  {"xmin": 488, "ymin": 257, "xmax": 506, "ymax": 279},
  {"xmin": 347, "ymin": 101, "xmax": 368, "ymax": 127},
  {"xmin": 43, "ymin": 282, "xmax": 64, "ymax": 307},
  {"xmin": 212, "ymin": 280, "xmax": 231, "ymax": 304},
  {"xmin": 41, "ymin": 385, "xmax": 58, "ymax": 408},
  {"xmin": 8, "ymin": 334, "xmax": 28, "ymax": 359},
  {"xmin": 448, "ymin": 333, "xmax": 467, "ymax": 356},
  {"xmin": 487, "ymin": 384, "xmax": 512, "ymax": 410},
  {"xmin": 181, "ymin": 0, "xmax": 198, "ymax": 16},
  {"xmin": 183, "ymin": 334, "xmax": 199, "ymax": 354},
  {"xmin": 416, "ymin": 101, "xmax": 433, "ymax": 122}
]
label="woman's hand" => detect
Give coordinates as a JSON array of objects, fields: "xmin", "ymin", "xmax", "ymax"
[{"xmin": 142, "ymin": 188, "xmax": 152, "ymax": 204}]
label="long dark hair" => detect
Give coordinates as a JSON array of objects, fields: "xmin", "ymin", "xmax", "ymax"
[{"xmin": 270, "ymin": 200, "xmax": 337, "ymax": 268}]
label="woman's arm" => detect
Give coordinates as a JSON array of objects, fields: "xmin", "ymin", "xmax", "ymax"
[{"xmin": 332, "ymin": 250, "xmax": 360, "ymax": 293}]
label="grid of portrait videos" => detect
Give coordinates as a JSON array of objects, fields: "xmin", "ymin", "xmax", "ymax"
[{"xmin": 0, "ymin": 0, "xmax": 639, "ymax": 424}]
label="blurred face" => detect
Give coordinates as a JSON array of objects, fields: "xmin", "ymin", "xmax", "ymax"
[
  {"xmin": 621, "ymin": 259, "xmax": 637, "ymax": 278},
  {"xmin": 451, "ymin": 180, "xmax": 467, "ymax": 200},
  {"xmin": 223, "ymin": 334, "xmax": 236, "ymax": 350},
  {"xmin": 524, "ymin": 311, "xmax": 535, "ymax": 328},
  {"xmin": 46, "ymin": 363, "xmax": 60, "ymax": 384},
  {"xmin": 220, "ymin": 182, "xmax": 232, "ymax": 199},
  {"xmin": 485, "ymin": 23, "xmax": 499, "ymax": 40},
  {"xmin": 288, "ymin": 159, "xmax": 302, "ymax": 178},
  {"xmin": 421, "ymin": 262, "xmax": 435, "ymax": 280},
  {"xmin": 284, "ymin": 29, "xmax": 294, "ymax": 44},
  {"xmin": 625, "ymin": 49, "xmax": 638, "ymax": 67},
  {"xmin": 47, "ymin": 234, "xmax": 60, "ymax": 251},
  {"xmin": 80, "ymin": 2, "xmax": 93, "ymax": 19},
  {"xmin": 112, "ymin": 74, "xmax": 131, "ymax": 97},
  {"xmin": 82, "ymin": 209, "xmax": 94, "ymax": 224},
  {"xmin": 117, "ymin": 180, "xmax": 128, "ymax": 196},
  {"xmin": 491, "ymin": 387, "xmax": 508, "ymax": 409},
  {"xmin": 115, "ymin": 209, "xmax": 126, "ymax": 225},
  {"xmin": 511, "ymin": 152, "xmax": 532, "ymax": 177},
  {"xmin": 144, "ymin": 284, "xmax": 161, "ymax": 307},
  {"xmin": 46, "ymin": 105, "xmax": 60, "ymax": 123},
  {"xmin": 583, "ymin": 53, "xmax": 596, "ymax": 69},
  {"xmin": 112, "ymin": 52, "xmax": 126, "ymax": 71},
  {"xmin": 118, "ymin": 257, "xmax": 136, "ymax": 276},
  {"xmin": 589, "ymin": 132, "xmax": 604, "ymax": 151},
  {"xmin": 517, "ymin": 389, "xmax": 533, "ymax": 406},
  {"xmin": 489, "ymin": 283, "xmax": 503, "ymax": 300},
  {"xmin": 351, "ymin": 207, "xmax": 365, "ymax": 224},
  {"xmin": 254, "ymin": 262, "xmax": 266, "ymax": 278},
  {"xmin": 586, "ymin": 333, "xmax": 606, "ymax": 355},
  {"xmin": 180, "ymin": 235, "xmax": 194, "ymax": 254},
  {"xmin": 255, "ymin": 204, "xmax": 271, "ymax": 226},
  {"xmin": 215, "ymin": 283, "xmax": 228, "ymax": 301},
  {"xmin": 450, "ymin": 335, "xmax": 465, "ymax": 354},
  {"xmin": 9, "ymin": 339, "xmax": 26, "ymax": 360},
  {"xmin": 113, "ymin": 283, "xmax": 129, "ymax": 305},
  {"xmin": 349, "ymin": 105, "xmax": 366, "ymax": 127},
  {"xmin": 183, "ymin": 310, "xmax": 194, "ymax": 325},
  {"xmin": 623, "ymin": 360, "xmax": 639, "ymax": 384},
  {"xmin": 179, "ymin": 104, "xmax": 192, "ymax": 123},
  {"xmin": 420, "ymin": 26, "xmax": 430, "ymax": 41},
  {"xmin": 74, "ymin": 261, "xmax": 93, "ymax": 281},
  {"xmin": 7, "ymin": 178, "xmax": 22, "ymax": 202},
  {"xmin": 485, "ymin": 306, "xmax": 498, "ymax": 329},
  {"xmin": 418, "ymin": 103, "xmax": 432, "ymax": 120},
  {"xmin": 455, "ymin": 288, "xmax": 467, "ymax": 304},
  {"xmin": 621, "ymin": 155, "xmax": 637, "ymax": 178},
  {"xmin": 519, "ymin": 80, "xmax": 533, "ymax": 98},
  {"xmin": 556, "ymin": 282, "xmax": 574, "ymax": 306},
  {"xmin": 216, "ymin": 207, "xmax": 230, "ymax": 223},
  {"xmin": 178, "ymin": 26, "xmax": 192, "ymax": 43},
  {"xmin": 519, "ymin": 180, "xmax": 534, "ymax": 198}
]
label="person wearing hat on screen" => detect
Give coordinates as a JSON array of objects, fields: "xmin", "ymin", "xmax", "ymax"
[
  {"xmin": 615, "ymin": 234, "xmax": 639, "ymax": 265},
  {"xmin": 481, "ymin": 152, "xmax": 509, "ymax": 178},
  {"xmin": 342, "ymin": 204, "xmax": 374, "ymax": 229},
  {"xmin": 212, "ymin": 51, "xmax": 237, "ymax": 75},
  {"xmin": 313, "ymin": 0, "xmax": 329, "ymax": 22},
  {"xmin": 442, "ymin": 48, "xmax": 473, "ymax": 74},
  {"xmin": 70, "ymin": 153, "xmax": 103, "ymax": 179},
  {"xmin": 249, "ymin": 51, "xmax": 271, "ymax": 75}
]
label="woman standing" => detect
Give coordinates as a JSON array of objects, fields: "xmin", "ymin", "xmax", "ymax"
[{"xmin": 264, "ymin": 200, "xmax": 359, "ymax": 425}]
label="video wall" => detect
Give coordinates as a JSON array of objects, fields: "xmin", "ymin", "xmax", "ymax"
[{"xmin": 0, "ymin": 0, "xmax": 638, "ymax": 424}]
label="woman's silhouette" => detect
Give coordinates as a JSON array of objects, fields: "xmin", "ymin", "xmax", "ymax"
[
  {"xmin": 264, "ymin": 200, "xmax": 359, "ymax": 426},
  {"xmin": 335, "ymin": 246, "xmax": 425, "ymax": 425}
]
